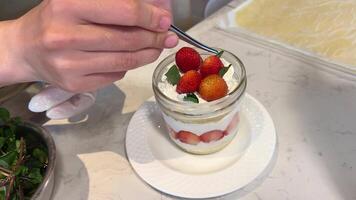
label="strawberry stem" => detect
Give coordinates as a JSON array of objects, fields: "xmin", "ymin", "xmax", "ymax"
[{"xmin": 216, "ymin": 51, "xmax": 224, "ymax": 58}]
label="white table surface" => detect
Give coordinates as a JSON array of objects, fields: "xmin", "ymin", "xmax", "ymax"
[{"xmin": 3, "ymin": 0, "xmax": 356, "ymax": 199}]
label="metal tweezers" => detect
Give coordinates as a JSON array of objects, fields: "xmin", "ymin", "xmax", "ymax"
[{"xmin": 169, "ymin": 24, "xmax": 219, "ymax": 55}]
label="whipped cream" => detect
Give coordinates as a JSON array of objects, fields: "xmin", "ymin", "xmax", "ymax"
[
  {"xmin": 162, "ymin": 103, "xmax": 240, "ymax": 135},
  {"xmin": 158, "ymin": 58, "xmax": 238, "ymax": 103}
]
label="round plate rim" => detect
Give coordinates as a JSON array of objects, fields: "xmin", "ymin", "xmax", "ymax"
[{"xmin": 126, "ymin": 93, "xmax": 277, "ymax": 199}]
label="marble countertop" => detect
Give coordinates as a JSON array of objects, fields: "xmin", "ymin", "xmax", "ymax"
[{"xmin": 2, "ymin": 0, "xmax": 356, "ymax": 199}]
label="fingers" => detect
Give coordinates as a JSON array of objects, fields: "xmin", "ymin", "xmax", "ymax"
[
  {"xmin": 58, "ymin": 72, "xmax": 126, "ymax": 93},
  {"xmin": 72, "ymin": 0, "xmax": 172, "ymax": 32},
  {"xmin": 83, "ymin": 48, "xmax": 162, "ymax": 73},
  {"xmin": 48, "ymin": 25, "xmax": 178, "ymax": 51},
  {"xmin": 43, "ymin": 48, "xmax": 161, "ymax": 92},
  {"xmin": 52, "ymin": 48, "xmax": 162, "ymax": 76}
]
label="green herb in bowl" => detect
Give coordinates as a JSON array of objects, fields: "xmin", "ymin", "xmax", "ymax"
[{"xmin": 0, "ymin": 108, "xmax": 48, "ymax": 200}]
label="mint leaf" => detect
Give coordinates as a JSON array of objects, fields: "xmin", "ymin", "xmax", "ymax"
[
  {"xmin": 0, "ymin": 160, "xmax": 9, "ymax": 168},
  {"xmin": 183, "ymin": 93, "xmax": 199, "ymax": 103},
  {"xmin": 0, "ymin": 108, "xmax": 49, "ymax": 199},
  {"xmin": 165, "ymin": 65, "xmax": 180, "ymax": 85},
  {"xmin": 219, "ymin": 64, "xmax": 232, "ymax": 77},
  {"xmin": 15, "ymin": 165, "xmax": 29, "ymax": 176},
  {"xmin": 216, "ymin": 50, "xmax": 224, "ymax": 58},
  {"xmin": 0, "ymin": 151, "xmax": 17, "ymax": 167},
  {"xmin": 28, "ymin": 168, "xmax": 43, "ymax": 184},
  {"xmin": 33, "ymin": 148, "xmax": 48, "ymax": 164}
]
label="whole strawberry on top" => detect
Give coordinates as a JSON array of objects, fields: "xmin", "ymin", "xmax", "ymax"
[
  {"xmin": 163, "ymin": 46, "xmax": 232, "ymax": 103},
  {"xmin": 175, "ymin": 47, "xmax": 202, "ymax": 72},
  {"xmin": 176, "ymin": 70, "xmax": 202, "ymax": 94},
  {"xmin": 200, "ymin": 55, "xmax": 224, "ymax": 77},
  {"xmin": 198, "ymin": 74, "xmax": 228, "ymax": 102}
]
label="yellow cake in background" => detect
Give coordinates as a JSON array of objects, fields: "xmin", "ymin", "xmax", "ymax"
[{"xmin": 235, "ymin": 0, "xmax": 356, "ymax": 66}]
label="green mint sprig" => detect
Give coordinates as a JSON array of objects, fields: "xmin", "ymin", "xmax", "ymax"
[
  {"xmin": 165, "ymin": 65, "xmax": 180, "ymax": 85},
  {"xmin": 183, "ymin": 93, "xmax": 199, "ymax": 103}
]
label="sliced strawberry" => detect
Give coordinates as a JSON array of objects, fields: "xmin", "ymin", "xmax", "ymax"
[
  {"xmin": 200, "ymin": 130, "xmax": 224, "ymax": 143},
  {"xmin": 225, "ymin": 112, "xmax": 240, "ymax": 136},
  {"xmin": 176, "ymin": 70, "xmax": 202, "ymax": 94},
  {"xmin": 176, "ymin": 131, "xmax": 200, "ymax": 145},
  {"xmin": 200, "ymin": 55, "xmax": 224, "ymax": 77},
  {"xmin": 223, "ymin": 131, "xmax": 229, "ymax": 136},
  {"xmin": 175, "ymin": 47, "xmax": 202, "ymax": 72},
  {"xmin": 198, "ymin": 74, "xmax": 228, "ymax": 101}
]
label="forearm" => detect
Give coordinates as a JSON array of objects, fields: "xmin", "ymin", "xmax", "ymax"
[{"xmin": 0, "ymin": 20, "xmax": 35, "ymax": 86}]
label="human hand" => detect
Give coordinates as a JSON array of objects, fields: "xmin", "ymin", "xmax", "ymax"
[{"xmin": 1, "ymin": 0, "xmax": 178, "ymax": 92}]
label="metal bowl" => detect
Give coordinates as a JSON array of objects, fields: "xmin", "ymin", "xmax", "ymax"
[{"xmin": 17, "ymin": 122, "xmax": 56, "ymax": 200}]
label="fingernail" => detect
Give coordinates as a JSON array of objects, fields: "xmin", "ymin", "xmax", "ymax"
[
  {"xmin": 164, "ymin": 33, "xmax": 179, "ymax": 48},
  {"xmin": 160, "ymin": 16, "xmax": 171, "ymax": 30}
]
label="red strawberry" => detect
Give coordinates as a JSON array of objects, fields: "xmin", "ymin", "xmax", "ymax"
[
  {"xmin": 198, "ymin": 74, "xmax": 228, "ymax": 101},
  {"xmin": 224, "ymin": 112, "xmax": 240, "ymax": 136},
  {"xmin": 176, "ymin": 131, "xmax": 200, "ymax": 145},
  {"xmin": 175, "ymin": 47, "xmax": 202, "ymax": 72},
  {"xmin": 176, "ymin": 70, "xmax": 202, "ymax": 94},
  {"xmin": 200, "ymin": 55, "xmax": 224, "ymax": 77},
  {"xmin": 200, "ymin": 130, "xmax": 224, "ymax": 143}
]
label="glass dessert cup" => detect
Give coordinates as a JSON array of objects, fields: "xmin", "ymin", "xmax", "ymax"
[{"xmin": 152, "ymin": 49, "xmax": 247, "ymax": 155}]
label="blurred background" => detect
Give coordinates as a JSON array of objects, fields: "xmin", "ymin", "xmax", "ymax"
[
  {"xmin": 0, "ymin": 0, "xmax": 232, "ymax": 28},
  {"xmin": 172, "ymin": 0, "xmax": 232, "ymax": 30}
]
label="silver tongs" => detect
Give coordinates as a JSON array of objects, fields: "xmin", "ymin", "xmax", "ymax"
[{"xmin": 169, "ymin": 24, "xmax": 219, "ymax": 55}]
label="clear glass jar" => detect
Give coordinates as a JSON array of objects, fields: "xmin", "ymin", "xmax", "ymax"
[{"xmin": 152, "ymin": 49, "xmax": 247, "ymax": 154}]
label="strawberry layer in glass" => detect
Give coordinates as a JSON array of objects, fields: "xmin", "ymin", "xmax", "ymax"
[
  {"xmin": 153, "ymin": 48, "xmax": 246, "ymax": 154},
  {"xmin": 164, "ymin": 108, "xmax": 241, "ymax": 154}
]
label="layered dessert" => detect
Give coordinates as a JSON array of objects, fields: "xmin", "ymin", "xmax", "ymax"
[{"xmin": 153, "ymin": 47, "xmax": 246, "ymax": 154}]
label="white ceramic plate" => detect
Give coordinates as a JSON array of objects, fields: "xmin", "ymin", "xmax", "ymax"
[{"xmin": 126, "ymin": 94, "xmax": 276, "ymax": 199}]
